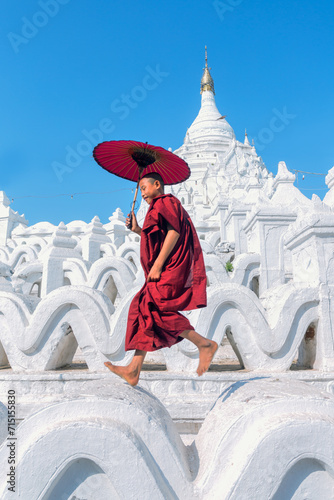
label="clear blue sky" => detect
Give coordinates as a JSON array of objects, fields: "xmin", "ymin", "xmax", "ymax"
[{"xmin": 1, "ymin": 0, "xmax": 334, "ymax": 226}]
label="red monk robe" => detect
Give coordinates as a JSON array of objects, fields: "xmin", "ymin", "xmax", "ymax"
[{"xmin": 125, "ymin": 193, "xmax": 207, "ymax": 352}]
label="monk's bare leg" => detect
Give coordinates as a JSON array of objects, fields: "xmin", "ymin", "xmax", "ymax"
[
  {"xmin": 104, "ymin": 350, "xmax": 146, "ymax": 386},
  {"xmin": 180, "ymin": 330, "xmax": 218, "ymax": 376}
]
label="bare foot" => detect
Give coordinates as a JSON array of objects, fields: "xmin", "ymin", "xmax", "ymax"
[
  {"xmin": 197, "ymin": 340, "xmax": 218, "ymax": 376},
  {"xmin": 104, "ymin": 361, "xmax": 140, "ymax": 386}
]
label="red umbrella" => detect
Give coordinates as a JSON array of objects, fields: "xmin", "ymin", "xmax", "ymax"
[{"xmin": 93, "ymin": 140, "xmax": 190, "ymax": 224}]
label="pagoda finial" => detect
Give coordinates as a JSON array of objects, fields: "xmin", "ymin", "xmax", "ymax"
[{"xmin": 201, "ymin": 46, "xmax": 215, "ymax": 95}]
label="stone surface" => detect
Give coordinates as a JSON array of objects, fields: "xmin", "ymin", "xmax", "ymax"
[{"xmin": 1, "ymin": 378, "xmax": 334, "ymax": 499}]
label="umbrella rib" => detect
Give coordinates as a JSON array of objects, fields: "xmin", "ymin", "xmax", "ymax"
[
  {"xmin": 101, "ymin": 156, "xmax": 128, "ymax": 169},
  {"xmin": 152, "ymin": 156, "xmax": 188, "ymax": 184},
  {"xmin": 102, "ymin": 157, "xmax": 134, "ymax": 178},
  {"xmin": 120, "ymin": 162, "xmax": 138, "ymax": 181},
  {"xmin": 155, "ymin": 159, "xmax": 176, "ymax": 180},
  {"xmin": 113, "ymin": 160, "xmax": 136, "ymax": 179},
  {"xmin": 96, "ymin": 152, "xmax": 129, "ymax": 160},
  {"xmin": 155, "ymin": 163, "xmax": 174, "ymax": 184}
]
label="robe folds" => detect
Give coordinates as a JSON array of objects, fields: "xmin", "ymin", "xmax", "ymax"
[{"xmin": 125, "ymin": 193, "xmax": 207, "ymax": 352}]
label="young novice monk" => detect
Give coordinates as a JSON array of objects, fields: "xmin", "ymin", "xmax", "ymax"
[{"xmin": 105, "ymin": 173, "xmax": 218, "ymax": 385}]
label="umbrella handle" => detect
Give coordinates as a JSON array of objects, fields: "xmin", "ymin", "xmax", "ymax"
[
  {"xmin": 126, "ymin": 184, "xmax": 139, "ymax": 230},
  {"xmin": 127, "ymin": 167, "xmax": 143, "ymax": 230},
  {"xmin": 130, "ymin": 181, "xmax": 140, "ymax": 214}
]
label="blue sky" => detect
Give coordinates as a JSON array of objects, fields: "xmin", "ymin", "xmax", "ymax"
[{"xmin": 1, "ymin": 0, "xmax": 333, "ymax": 226}]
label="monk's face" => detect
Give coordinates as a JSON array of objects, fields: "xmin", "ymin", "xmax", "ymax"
[{"xmin": 139, "ymin": 178, "xmax": 162, "ymax": 204}]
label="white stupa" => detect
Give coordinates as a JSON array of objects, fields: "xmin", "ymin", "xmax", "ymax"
[{"xmin": 173, "ymin": 47, "xmax": 269, "ymax": 207}]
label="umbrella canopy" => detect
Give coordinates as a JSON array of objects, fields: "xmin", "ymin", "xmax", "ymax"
[{"xmin": 93, "ymin": 140, "xmax": 190, "ymax": 185}]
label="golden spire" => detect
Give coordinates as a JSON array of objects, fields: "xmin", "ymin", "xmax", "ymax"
[{"xmin": 200, "ymin": 46, "xmax": 215, "ymax": 95}]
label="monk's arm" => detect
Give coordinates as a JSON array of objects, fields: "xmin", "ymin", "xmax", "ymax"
[{"xmin": 147, "ymin": 223, "xmax": 180, "ymax": 282}]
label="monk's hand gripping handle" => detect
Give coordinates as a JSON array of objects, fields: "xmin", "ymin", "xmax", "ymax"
[{"xmin": 126, "ymin": 212, "xmax": 133, "ymax": 230}]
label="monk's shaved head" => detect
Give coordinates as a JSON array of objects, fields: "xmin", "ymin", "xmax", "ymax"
[{"xmin": 141, "ymin": 172, "xmax": 164, "ymax": 189}]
